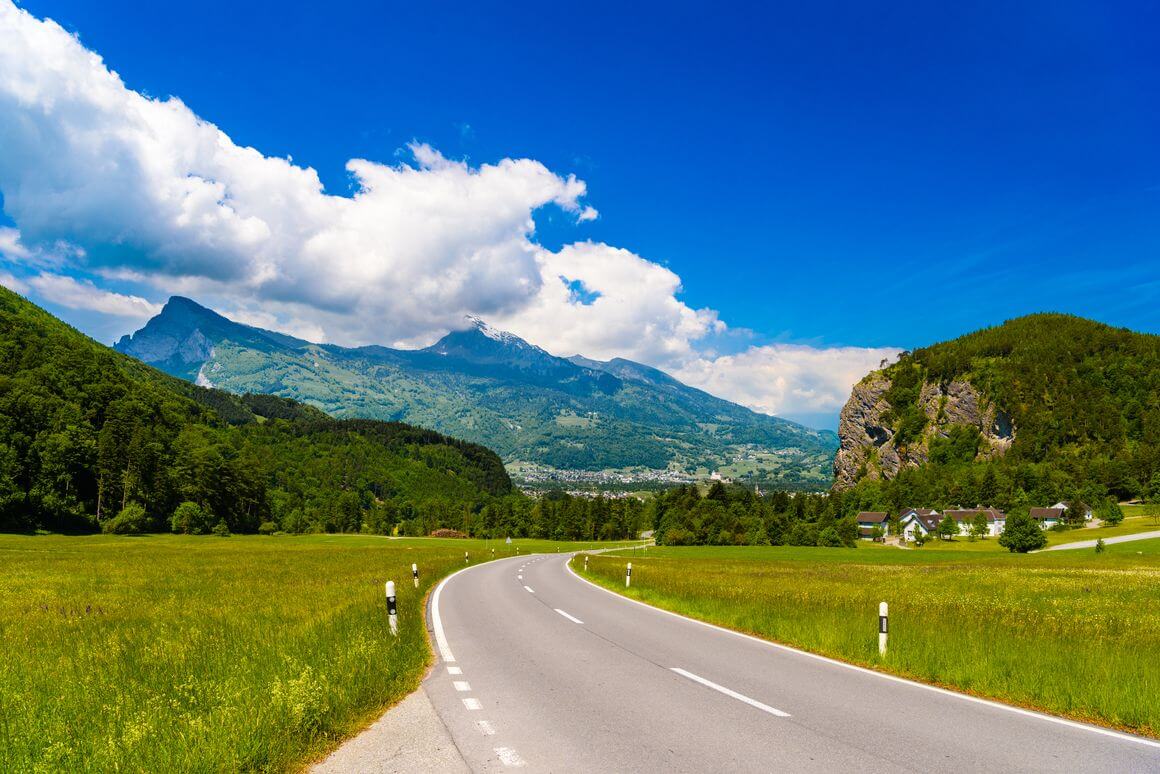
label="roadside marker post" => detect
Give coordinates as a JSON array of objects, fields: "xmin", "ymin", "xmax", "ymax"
[
  {"xmin": 584, "ymin": 555, "xmax": 588, "ymax": 571},
  {"xmin": 412, "ymin": 563, "xmax": 419, "ymax": 588},
  {"xmin": 626, "ymin": 562, "xmax": 632, "ymax": 588},
  {"xmin": 878, "ymin": 601, "xmax": 888, "ymax": 655},
  {"xmin": 465, "ymin": 551, "xmax": 469, "ymax": 564},
  {"xmin": 386, "ymin": 581, "xmax": 398, "ymax": 636}
]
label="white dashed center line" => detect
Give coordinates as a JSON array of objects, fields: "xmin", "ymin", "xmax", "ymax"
[
  {"xmin": 523, "ymin": 585, "xmax": 535, "ymax": 594},
  {"xmin": 476, "ymin": 720, "xmax": 496, "ymax": 736},
  {"xmin": 671, "ymin": 668, "xmax": 790, "ymax": 717},
  {"xmin": 554, "ymin": 608, "xmax": 584, "ymax": 624},
  {"xmin": 494, "ymin": 746, "xmax": 527, "ymax": 767},
  {"xmin": 447, "ymin": 666, "xmax": 462, "ymax": 675},
  {"xmin": 453, "ymin": 681, "xmax": 471, "ymax": 692},
  {"xmin": 462, "ymin": 697, "xmax": 482, "ymax": 711}
]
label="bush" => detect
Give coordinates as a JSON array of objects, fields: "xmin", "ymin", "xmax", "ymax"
[
  {"xmin": 170, "ymin": 501, "xmax": 215, "ymax": 535},
  {"xmin": 816, "ymin": 527, "xmax": 843, "ymax": 547},
  {"xmin": 1098, "ymin": 499, "xmax": 1124, "ymax": 526},
  {"xmin": 102, "ymin": 503, "xmax": 149, "ymax": 535},
  {"xmin": 999, "ymin": 511, "xmax": 1047, "ymax": 553},
  {"xmin": 258, "ymin": 521, "xmax": 277, "ymax": 535},
  {"xmin": 211, "ymin": 520, "xmax": 231, "ymax": 537}
]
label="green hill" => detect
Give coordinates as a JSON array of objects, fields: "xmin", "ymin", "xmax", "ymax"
[
  {"xmin": 0, "ymin": 286, "xmax": 512, "ymax": 533},
  {"xmin": 833, "ymin": 313, "xmax": 1160, "ymax": 510},
  {"xmin": 114, "ymin": 297, "xmax": 837, "ymax": 489}
]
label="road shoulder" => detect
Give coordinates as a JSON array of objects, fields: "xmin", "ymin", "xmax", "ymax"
[{"xmin": 310, "ymin": 686, "xmax": 469, "ymax": 774}]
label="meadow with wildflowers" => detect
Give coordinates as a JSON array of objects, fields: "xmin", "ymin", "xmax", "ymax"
[
  {"xmin": 0, "ymin": 534, "xmax": 616, "ymax": 772},
  {"xmin": 579, "ymin": 538, "xmax": 1160, "ymax": 739}
]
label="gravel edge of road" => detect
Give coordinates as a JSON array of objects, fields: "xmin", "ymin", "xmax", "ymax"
[{"xmin": 310, "ymin": 686, "xmax": 469, "ymax": 774}]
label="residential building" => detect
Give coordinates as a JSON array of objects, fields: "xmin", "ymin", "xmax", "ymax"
[
  {"xmin": 855, "ymin": 511, "xmax": 887, "ymax": 539},
  {"xmin": 942, "ymin": 508, "xmax": 1007, "ymax": 537},
  {"xmin": 898, "ymin": 508, "xmax": 940, "ymax": 541},
  {"xmin": 1029, "ymin": 507, "xmax": 1065, "ymax": 529}
]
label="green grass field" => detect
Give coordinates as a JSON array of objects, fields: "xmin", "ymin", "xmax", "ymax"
[
  {"xmin": 582, "ymin": 539, "xmax": 1160, "ymax": 739},
  {"xmin": 0, "ymin": 534, "xmax": 624, "ymax": 772}
]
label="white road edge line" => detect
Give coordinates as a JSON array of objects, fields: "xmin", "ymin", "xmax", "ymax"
[
  {"xmin": 494, "ymin": 746, "xmax": 527, "ymax": 767},
  {"xmin": 564, "ymin": 555, "xmax": 1160, "ymax": 749},
  {"xmin": 671, "ymin": 667, "xmax": 790, "ymax": 717},
  {"xmin": 554, "ymin": 608, "xmax": 584, "ymax": 624},
  {"xmin": 524, "ymin": 585, "xmax": 535, "ymax": 594},
  {"xmin": 432, "ymin": 553, "xmax": 525, "ymax": 664}
]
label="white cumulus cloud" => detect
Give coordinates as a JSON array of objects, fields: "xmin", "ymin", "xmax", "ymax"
[
  {"xmin": 675, "ymin": 344, "xmax": 902, "ymax": 422},
  {"xmin": 0, "ymin": 0, "xmax": 895, "ymax": 425},
  {"xmin": 27, "ymin": 273, "xmax": 162, "ymax": 319}
]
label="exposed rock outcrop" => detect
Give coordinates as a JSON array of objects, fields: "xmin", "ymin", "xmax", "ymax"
[{"xmin": 832, "ymin": 373, "xmax": 1014, "ymax": 489}]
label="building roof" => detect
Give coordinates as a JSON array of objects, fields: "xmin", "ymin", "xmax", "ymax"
[
  {"xmin": 855, "ymin": 511, "xmax": 887, "ymax": 523},
  {"xmin": 944, "ymin": 508, "xmax": 1007, "ymax": 522},
  {"xmin": 1029, "ymin": 507, "xmax": 1066, "ymax": 520},
  {"xmin": 899, "ymin": 508, "xmax": 940, "ymax": 530}
]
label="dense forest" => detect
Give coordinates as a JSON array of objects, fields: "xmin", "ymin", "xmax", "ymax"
[
  {"xmin": 844, "ymin": 314, "xmax": 1160, "ymax": 513},
  {"xmin": 651, "ymin": 482, "xmax": 861, "ymax": 547}
]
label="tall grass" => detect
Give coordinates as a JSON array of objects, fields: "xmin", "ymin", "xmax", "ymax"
[
  {"xmin": 0, "ymin": 534, "xmax": 608, "ymax": 772},
  {"xmin": 579, "ymin": 539, "xmax": 1160, "ymax": 738}
]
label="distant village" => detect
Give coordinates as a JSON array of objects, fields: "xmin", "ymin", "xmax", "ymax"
[{"xmin": 854, "ymin": 503, "xmax": 1092, "ymax": 542}]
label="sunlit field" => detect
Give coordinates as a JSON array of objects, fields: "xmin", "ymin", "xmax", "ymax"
[
  {"xmin": 0, "ymin": 534, "xmax": 623, "ymax": 772},
  {"xmin": 580, "ymin": 538, "xmax": 1160, "ymax": 738}
]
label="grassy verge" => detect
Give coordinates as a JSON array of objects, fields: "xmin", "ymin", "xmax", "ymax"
[
  {"xmin": 0, "ymin": 534, "xmax": 615, "ymax": 772},
  {"xmin": 579, "ymin": 539, "xmax": 1160, "ymax": 739}
]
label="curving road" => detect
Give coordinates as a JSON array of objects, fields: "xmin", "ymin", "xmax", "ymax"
[{"xmin": 422, "ymin": 553, "xmax": 1160, "ymax": 772}]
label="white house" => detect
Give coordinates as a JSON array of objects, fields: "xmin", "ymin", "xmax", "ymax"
[
  {"xmin": 942, "ymin": 508, "xmax": 1007, "ymax": 537},
  {"xmin": 898, "ymin": 508, "xmax": 939, "ymax": 541}
]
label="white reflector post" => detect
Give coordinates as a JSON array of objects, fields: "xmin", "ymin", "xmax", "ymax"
[
  {"xmin": 386, "ymin": 580, "xmax": 398, "ymax": 636},
  {"xmin": 878, "ymin": 601, "xmax": 888, "ymax": 655}
]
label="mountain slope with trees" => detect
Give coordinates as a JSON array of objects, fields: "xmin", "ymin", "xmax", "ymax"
[
  {"xmin": 833, "ymin": 313, "xmax": 1160, "ymax": 517},
  {"xmin": 0, "ymin": 285, "xmax": 514, "ymax": 533},
  {"xmin": 114, "ymin": 297, "xmax": 837, "ymax": 488}
]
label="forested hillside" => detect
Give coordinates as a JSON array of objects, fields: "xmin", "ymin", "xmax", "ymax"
[
  {"xmin": 0, "ymin": 286, "xmax": 513, "ymax": 533},
  {"xmin": 834, "ymin": 314, "xmax": 1160, "ymax": 515}
]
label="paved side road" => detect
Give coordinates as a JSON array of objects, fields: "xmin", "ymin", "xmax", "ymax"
[
  {"xmin": 1043, "ymin": 529, "xmax": 1160, "ymax": 551},
  {"xmin": 422, "ymin": 553, "xmax": 1160, "ymax": 772}
]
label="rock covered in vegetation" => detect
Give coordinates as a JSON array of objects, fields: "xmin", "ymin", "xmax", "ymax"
[
  {"xmin": 833, "ymin": 373, "xmax": 1014, "ymax": 489},
  {"xmin": 831, "ymin": 313, "xmax": 1160, "ymax": 504}
]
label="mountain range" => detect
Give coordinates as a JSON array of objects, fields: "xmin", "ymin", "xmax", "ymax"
[{"xmin": 115, "ymin": 297, "xmax": 837, "ymax": 488}]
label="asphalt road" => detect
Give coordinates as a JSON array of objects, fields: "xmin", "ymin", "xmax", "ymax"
[
  {"xmin": 1042, "ymin": 529, "xmax": 1160, "ymax": 551},
  {"xmin": 423, "ymin": 553, "xmax": 1160, "ymax": 772}
]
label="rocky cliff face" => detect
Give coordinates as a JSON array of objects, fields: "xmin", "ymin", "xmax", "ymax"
[{"xmin": 832, "ymin": 373, "xmax": 1014, "ymax": 489}]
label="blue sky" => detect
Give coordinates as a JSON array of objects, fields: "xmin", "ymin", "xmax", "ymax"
[{"xmin": 1, "ymin": 1, "xmax": 1157, "ymax": 427}]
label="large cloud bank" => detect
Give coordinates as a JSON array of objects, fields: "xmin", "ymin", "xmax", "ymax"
[{"xmin": 0, "ymin": 1, "xmax": 896, "ymax": 424}]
